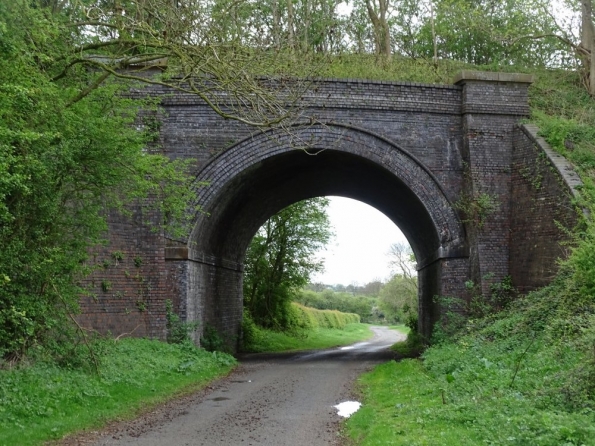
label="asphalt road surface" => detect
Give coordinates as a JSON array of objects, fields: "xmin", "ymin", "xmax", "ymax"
[{"xmin": 72, "ymin": 326, "xmax": 405, "ymax": 446}]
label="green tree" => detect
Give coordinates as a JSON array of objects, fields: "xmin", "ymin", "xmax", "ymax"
[
  {"xmin": 378, "ymin": 274, "xmax": 417, "ymax": 322},
  {"xmin": 412, "ymin": 0, "xmax": 568, "ymax": 66},
  {"xmin": 243, "ymin": 198, "xmax": 333, "ymax": 329},
  {"xmin": 0, "ymin": 1, "xmax": 197, "ymax": 361},
  {"xmin": 361, "ymin": 279, "xmax": 383, "ymax": 296}
]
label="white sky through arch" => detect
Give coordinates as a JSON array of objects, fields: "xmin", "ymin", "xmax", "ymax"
[{"xmin": 312, "ymin": 196, "xmax": 410, "ymax": 286}]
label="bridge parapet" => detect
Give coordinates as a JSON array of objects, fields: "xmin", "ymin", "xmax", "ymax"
[{"xmin": 510, "ymin": 123, "xmax": 583, "ymax": 293}]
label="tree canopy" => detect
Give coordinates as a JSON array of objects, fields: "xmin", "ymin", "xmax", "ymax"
[{"xmin": 0, "ymin": 0, "xmax": 201, "ymax": 360}]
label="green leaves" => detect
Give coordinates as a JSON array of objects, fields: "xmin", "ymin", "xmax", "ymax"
[
  {"xmin": 0, "ymin": 1, "xmax": 195, "ymax": 361},
  {"xmin": 379, "ymin": 274, "xmax": 418, "ymax": 323},
  {"xmin": 243, "ymin": 198, "xmax": 333, "ymax": 330}
]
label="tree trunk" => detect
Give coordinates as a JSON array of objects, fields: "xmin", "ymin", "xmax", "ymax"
[
  {"xmin": 302, "ymin": 0, "xmax": 311, "ymax": 52},
  {"xmin": 287, "ymin": 0, "xmax": 296, "ymax": 52},
  {"xmin": 272, "ymin": 0, "xmax": 281, "ymax": 50},
  {"xmin": 365, "ymin": 0, "xmax": 391, "ymax": 61},
  {"xmin": 582, "ymin": 0, "xmax": 595, "ymax": 95},
  {"xmin": 430, "ymin": 0, "xmax": 437, "ymax": 65}
]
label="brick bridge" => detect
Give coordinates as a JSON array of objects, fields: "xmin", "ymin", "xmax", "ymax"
[{"xmin": 79, "ymin": 71, "xmax": 582, "ymax": 347}]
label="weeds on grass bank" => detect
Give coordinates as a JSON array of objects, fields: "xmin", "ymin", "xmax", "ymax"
[
  {"xmin": 165, "ymin": 299, "xmax": 199, "ymax": 345},
  {"xmin": 348, "ymin": 278, "xmax": 595, "ymax": 445},
  {"xmin": 390, "ymin": 316, "xmax": 424, "ymax": 358},
  {"xmin": 0, "ymin": 338, "xmax": 236, "ymax": 446}
]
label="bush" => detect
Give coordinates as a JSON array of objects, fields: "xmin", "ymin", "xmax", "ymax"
[
  {"xmin": 293, "ymin": 289, "xmax": 378, "ymax": 322},
  {"xmin": 240, "ymin": 310, "xmax": 264, "ymax": 350},
  {"xmin": 390, "ymin": 315, "xmax": 424, "ymax": 357},
  {"xmin": 200, "ymin": 325, "xmax": 230, "ymax": 353},
  {"xmin": 289, "ymin": 303, "xmax": 360, "ymax": 330},
  {"xmin": 165, "ymin": 300, "xmax": 199, "ymax": 345}
]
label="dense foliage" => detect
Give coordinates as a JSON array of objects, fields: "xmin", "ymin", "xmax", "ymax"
[
  {"xmin": 0, "ymin": 1, "xmax": 197, "ymax": 361},
  {"xmin": 348, "ymin": 274, "xmax": 595, "ymax": 445},
  {"xmin": 378, "ymin": 274, "xmax": 417, "ymax": 322},
  {"xmin": 243, "ymin": 198, "xmax": 332, "ymax": 330}
]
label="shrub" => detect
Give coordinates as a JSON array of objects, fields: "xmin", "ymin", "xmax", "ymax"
[
  {"xmin": 289, "ymin": 303, "xmax": 359, "ymax": 330},
  {"xmin": 165, "ymin": 300, "xmax": 198, "ymax": 345},
  {"xmin": 240, "ymin": 310, "xmax": 264, "ymax": 350},
  {"xmin": 390, "ymin": 314, "xmax": 424, "ymax": 357},
  {"xmin": 200, "ymin": 325, "xmax": 230, "ymax": 353}
]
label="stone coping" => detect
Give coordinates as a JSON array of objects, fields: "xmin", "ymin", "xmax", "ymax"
[
  {"xmin": 520, "ymin": 123, "xmax": 583, "ymax": 200},
  {"xmin": 454, "ymin": 70, "xmax": 534, "ymax": 85}
]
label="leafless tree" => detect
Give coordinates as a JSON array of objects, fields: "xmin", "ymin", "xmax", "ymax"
[{"xmin": 387, "ymin": 242, "xmax": 416, "ymax": 281}]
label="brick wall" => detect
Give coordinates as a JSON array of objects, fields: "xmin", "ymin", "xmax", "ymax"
[
  {"xmin": 78, "ymin": 209, "xmax": 168, "ymax": 339},
  {"xmin": 456, "ymin": 72, "xmax": 533, "ymax": 295},
  {"xmin": 77, "ymin": 72, "xmax": 580, "ymax": 349},
  {"xmin": 510, "ymin": 124, "xmax": 583, "ymax": 293}
]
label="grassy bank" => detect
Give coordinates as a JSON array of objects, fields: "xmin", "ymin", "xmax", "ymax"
[
  {"xmin": 346, "ymin": 284, "xmax": 595, "ymax": 445},
  {"xmin": 0, "ymin": 338, "xmax": 236, "ymax": 446},
  {"xmin": 348, "ymin": 353, "xmax": 595, "ymax": 445},
  {"xmin": 346, "ymin": 360, "xmax": 482, "ymax": 445},
  {"xmin": 241, "ymin": 322, "xmax": 373, "ymax": 353}
]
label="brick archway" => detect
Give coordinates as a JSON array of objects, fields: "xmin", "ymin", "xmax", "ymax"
[{"xmin": 184, "ymin": 123, "xmax": 468, "ymax": 344}]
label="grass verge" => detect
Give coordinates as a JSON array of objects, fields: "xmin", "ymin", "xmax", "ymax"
[
  {"xmin": 242, "ymin": 323, "xmax": 373, "ymax": 353},
  {"xmin": 388, "ymin": 324, "xmax": 410, "ymax": 335},
  {"xmin": 345, "ymin": 359, "xmax": 482, "ymax": 445},
  {"xmin": 0, "ymin": 338, "xmax": 236, "ymax": 446},
  {"xmin": 346, "ymin": 282, "xmax": 595, "ymax": 445},
  {"xmin": 346, "ymin": 357, "xmax": 595, "ymax": 446}
]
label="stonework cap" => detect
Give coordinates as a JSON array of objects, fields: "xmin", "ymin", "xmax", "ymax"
[
  {"xmin": 165, "ymin": 246, "xmax": 189, "ymax": 260},
  {"xmin": 453, "ymin": 70, "xmax": 534, "ymax": 85}
]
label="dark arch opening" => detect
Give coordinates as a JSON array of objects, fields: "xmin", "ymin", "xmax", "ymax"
[
  {"xmin": 186, "ymin": 125, "xmax": 468, "ymax": 348},
  {"xmin": 199, "ymin": 149, "xmax": 439, "ymax": 263}
]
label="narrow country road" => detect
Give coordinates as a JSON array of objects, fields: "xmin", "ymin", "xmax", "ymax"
[{"xmin": 71, "ymin": 326, "xmax": 405, "ymax": 446}]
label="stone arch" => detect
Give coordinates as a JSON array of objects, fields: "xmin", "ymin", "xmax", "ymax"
[{"xmin": 183, "ymin": 123, "xmax": 468, "ymax": 345}]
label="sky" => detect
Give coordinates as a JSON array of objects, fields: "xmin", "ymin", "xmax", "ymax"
[{"xmin": 311, "ymin": 196, "xmax": 410, "ymax": 286}]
